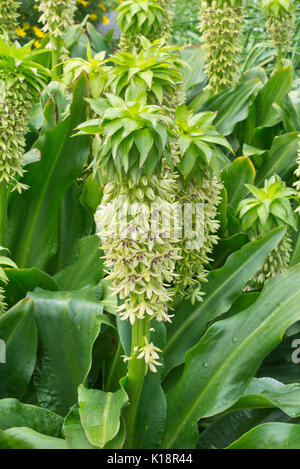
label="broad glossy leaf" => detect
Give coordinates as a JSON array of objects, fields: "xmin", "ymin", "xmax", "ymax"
[
  {"xmin": 221, "ymin": 157, "xmax": 255, "ymax": 212},
  {"xmin": 0, "ymin": 399, "xmax": 62, "ymax": 436},
  {"xmin": 255, "ymin": 66, "xmax": 293, "ymax": 128},
  {"xmin": 163, "ymin": 263, "xmax": 300, "ymax": 448},
  {"xmin": 4, "ymin": 267, "xmax": 58, "ymax": 308},
  {"xmin": 63, "ymin": 404, "xmax": 96, "ymax": 449},
  {"xmin": 30, "ymin": 287, "xmax": 102, "ymax": 415},
  {"xmin": 48, "ymin": 184, "xmax": 94, "ymax": 275},
  {"xmin": 0, "ymin": 298, "xmax": 37, "ymax": 399},
  {"xmin": 232, "ymin": 378, "xmax": 300, "ymax": 417},
  {"xmin": 54, "ymin": 236, "xmax": 104, "ymax": 291},
  {"xmin": 0, "ymin": 427, "xmax": 68, "ymax": 449},
  {"xmin": 196, "ymin": 78, "xmax": 263, "ymax": 136},
  {"xmin": 227, "ymin": 423, "xmax": 300, "ymax": 449},
  {"xmin": 164, "ymin": 227, "xmax": 286, "ymax": 376},
  {"xmin": 78, "ymin": 384, "xmax": 128, "ymax": 448},
  {"xmin": 7, "ymin": 73, "xmax": 91, "ymax": 269},
  {"xmin": 255, "ymin": 131, "xmax": 299, "ymax": 186}
]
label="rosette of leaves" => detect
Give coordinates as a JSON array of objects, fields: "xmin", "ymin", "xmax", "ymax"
[
  {"xmin": 199, "ymin": 0, "xmax": 244, "ymax": 93},
  {"xmin": 0, "ymin": 0, "xmax": 20, "ymax": 41},
  {"xmin": 263, "ymin": 0, "xmax": 295, "ymax": 52},
  {"xmin": 237, "ymin": 175, "xmax": 297, "ymax": 290},
  {"xmin": 0, "ymin": 39, "xmax": 50, "ymax": 193},
  {"xmin": 116, "ymin": 0, "xmax": 170, "ymax": 52},
  {"xmin": 173, "ymin": 104, "xmax": 231, "ymax": 303},
  {"xmin": 77, "ymin": 88, "xmax": 180, "ymax": 372},
  {"xmin": 63, "ymin": 44, "xmax": 109, "ymax": 98},
  {"xmin": 107, "ymin": 37, "xmax": 184, "ymax": 115},
  {"xmin": 0, "ymin": 246, "xmax": 17, "ymax": 313}
]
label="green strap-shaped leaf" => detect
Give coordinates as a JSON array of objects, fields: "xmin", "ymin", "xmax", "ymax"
[
  {"xmin": 78, "ymin": 384, "xmax": 128, "ymax": 448},
  {"xmin": 232, "ymin": 378, "xmax": 300, "ymax": 417},
  {"xmin": 226, "ymin": 423, "xmax": 300, "ymax": 449},
  {"xmin": 162, "ymin": 263, "xmax": 300, "ymax": 449},
  {"xmin": 164, "ymin": 227, "xmax": 286, "ymax": 376},
  {"xmin": 0, "ymin": 427, "xmax": 68, "ymax": 449},
  {"xmin": 255, "ymin": 131, "xmax": 299, "ymax": 186},
  {"xmin": 221, "ymin": 157, "xmax": 255, "ymax": 212},
  {"xmin": 30, "ymin": 288, "xmax": 102, "ymax": 416},
  {"xmin": 0, "ymin": 399, "xmax": 63, "ymax": 437},
  {"xmin": 0, "ymin": 298, "xmax": 37, "ymax": 399}
]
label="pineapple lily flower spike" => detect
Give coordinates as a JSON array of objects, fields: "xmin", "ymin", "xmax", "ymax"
[
  {"xmin": 172, "ymin": 104, "xmax": 232, "ymax": 303},
  {"xmin": 199, "ymin": 0, "xmax": 244, "ymax": 93},
  {"xmin": 263, "ymin": 0, "xmax": 295, "ymax": 70},
  {"xmin": 35, "ymin": 0, "xmax": 78, "ymax": 65},
  {"xmin": 237, "ymin": 175, "xmax": 298, "ymax": 290},
  {"xmin": 0, "ymin": 0, "xmax": 20, "ymax": 41},
  {"xmin": 0, "ymin": 38, "xmax": 50, "ymax": 244},
  {"xmin": 76, "ymin": 88, "xmax": 181, "ymax": 446}
]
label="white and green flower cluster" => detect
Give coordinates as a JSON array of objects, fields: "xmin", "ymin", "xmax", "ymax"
[
  {"xmin": 0, "ymin": 39, "xmax": 50, "ymax": 192},
  {"xmin": 238, "ymin": 175, "xmax": 297, "ymax": 290},
  {"xmin": 0, "ymin": 0, "xmax": 20, "ymax": 41},
  {"xmin": 78, "ymin": 90, "xmax": 180, "ymax": 371},
  {"xmin": 263, "ymin": 0, "xmax": 295, "ymax": 49},
  {"xmin": 172, "ymin": 105, "xmax": 230, "ymax": 302},
  {"xmin": 116, "ymin": 0, "xmax": 172, "ymax": 52},
  {"xmin": 35, "ymin": 0, "xmax": 77, "ymax": 38},
  {"xmin": 199, "ymin": 0, "xmax": 244, "ymax": 92}
]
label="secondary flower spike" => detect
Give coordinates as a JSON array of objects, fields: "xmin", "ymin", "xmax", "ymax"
[
  {"xmin": 199, "ymin": 0, "xmax": 244, "ymax": 93},
  {"xmin": 0, "ymin": 0, "xmax": 20, "ymax": 40}
]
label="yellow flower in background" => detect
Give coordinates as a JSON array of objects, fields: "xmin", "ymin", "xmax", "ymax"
[
  {"xmin": 16, "ymin": 26, "xmax": 26, "ymax": 38},
  {"xmin": 89, "ymin": 13, "xmax": 97, "ymax": 20},
  {"xmin": 98, "ymin": 3, "xmax": 106, "ymax": 10},
  {"xmin": 33, "ymin": 26, "xmax": 46, "ymax": 39},
  {"xmin": 23, "ymin": 22, "xmax": 30, "ymax": 31},
  {"xmin": 102, "ymin": 14, "xmax": 110, "ymax": 25},
  {"xmin": 34, "ymin": 40, "xmax": 41, "ymax": 48},
  {"xmin": 33, "ymin": 4, "xmax": 38, "ymax": 9},
  {"xmin": 77, "ymin": 0, "xmax": 89, "ymax": 6}
]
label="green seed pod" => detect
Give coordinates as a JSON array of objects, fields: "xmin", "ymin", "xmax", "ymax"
[
  {"xmin": 199, "ymin": 2, "xmax": 244, "ymax": 92},
  {"xmin": 0, "ymin": 0, "xmax": 20, "ymax": 41}
]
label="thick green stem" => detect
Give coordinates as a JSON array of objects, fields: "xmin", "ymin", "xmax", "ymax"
[
  {"xmin": 276, "ymin": 46, "xmax": 282, "ymax": 72},
  {"xmin": 123, "ymin": 317, "xmax": 149, "ymax": 449},
  {"xmin": 0, "ymin": 183, "xmax": 8, "ymax": 246}
]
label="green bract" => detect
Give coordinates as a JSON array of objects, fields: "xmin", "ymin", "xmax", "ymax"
[
  {"xmin": 63, "ymin": 45, "xmax": 108, "ymax": 98},
  {"xmin": 237, "ymin": 175, "xmax": 297, "ymax": 289},
  {"xmin": 263, "ymin": 0, "xmax": 295, "ymax": 17},
  {"xmin": 107, "ymin": 37, "xmax": 184, "ymax": 108},
  {"xmin": 174, "ymin": 104, "xmax": 232, "ymax": 180},
  {"xmin": 0, "ymin": 0, "xmax": 20, "ymax": 41},
  {"xmin": 116, "ymin": 0, "xmax": 170, "ymax": 51},
  {"xmin": 76, "ymin": 89, "xmax": 173, "ymax": 184},
  {"xmin": 0, "ymin": 39, "xmax": 50, "ymax": 191},
  {"xmin": 237, "ymin": 175, "xmax": 297, "ymax": 236}
]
